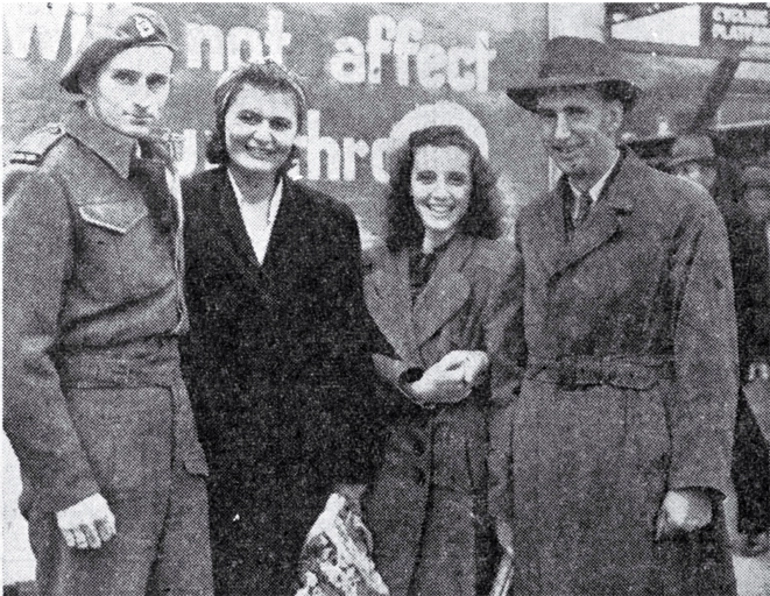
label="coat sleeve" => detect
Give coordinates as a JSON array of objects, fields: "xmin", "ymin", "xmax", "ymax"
[
  {"xmin": 668, "ymin": 197, "xmax": 740, "ymax": 496},
  {"xmin": 3, "ymin": 170, "xmax": 101, "ymax": 513},
  {"xmin": 325, "ymin": 210, "xmax": 388, "ymax": 484},
  {"xmin": 484, "ymin": 244, "xmax": 526, "ymax": 522}
]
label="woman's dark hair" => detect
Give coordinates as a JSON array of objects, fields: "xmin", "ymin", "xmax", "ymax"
[
  {"xmin": 385, "ymin": 125, "xmax": 504, "ymax": 252},
  {"xmin": 205, "ymin": 61, "xmax": 307, "ymax": 168}
]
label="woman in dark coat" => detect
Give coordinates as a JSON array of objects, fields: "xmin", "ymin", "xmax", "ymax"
[
  {"xmin": 181, "ymin": 63, "xmax": 388, "ymax": 596},
  {"xmin": 362, "ymin": 102, "xmax": 524, "ymax": 596}
]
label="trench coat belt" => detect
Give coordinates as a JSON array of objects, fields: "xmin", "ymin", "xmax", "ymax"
[
  {"xmin": 525, "ymin": 355, "xmax": 674, "ymax": 391},
  {"xmin": 57, "ymin": 336, "xmax": 182, "ymax": 389}
]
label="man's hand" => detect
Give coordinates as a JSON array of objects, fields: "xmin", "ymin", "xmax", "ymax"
[
  {"xmin": 56, "ymin": 493, "xmax": 116, "ymax": 549},
  {"xmin": 748, "ymin": 361, "xmax": 770, "ymax": 382},
  {"xmin": 655, "ymin": 489, "xmax": 712, "ymax": 540},
  {"xmin": 409, "ymin": 363, "xmax": 469, "ymax": 405}
]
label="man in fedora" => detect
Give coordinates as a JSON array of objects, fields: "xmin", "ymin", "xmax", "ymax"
[
  {"xmin": 490, "ymin": 36, "xmax": 738, "ymax": 594},
  {"xmin": 4, "ymin": 6, "xmax": 212, "ymax": 595}
]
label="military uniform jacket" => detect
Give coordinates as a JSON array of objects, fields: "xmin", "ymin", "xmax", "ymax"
[
  {"xmin": 492, "ymin": 151, "xmax": 739, "ymax": 595},
  {"xmin": 4, "ymin": 109, "xmax": 207, "ymax": 516}
]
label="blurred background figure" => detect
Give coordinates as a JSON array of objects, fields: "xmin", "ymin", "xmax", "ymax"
[{"xmin": 667, "ymin": 136, "xmax": 770, "ymax": 557}]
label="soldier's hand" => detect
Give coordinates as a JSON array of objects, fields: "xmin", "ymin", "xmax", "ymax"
[
  {"xmin": 748, "ymin": 361, "xmax": 770, "ymax": 382},
  {"xmin": 655, "ymin": 489, "xmax": 712, "ymax": 540},
  {"xmin": 56, "ymin": 493, "xmax": 116, "ymax": 549}
]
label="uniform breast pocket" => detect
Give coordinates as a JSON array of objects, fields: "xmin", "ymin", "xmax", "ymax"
[{"xmin": 77, "ymin": 202, "xmax": 174, "ymax": 301}]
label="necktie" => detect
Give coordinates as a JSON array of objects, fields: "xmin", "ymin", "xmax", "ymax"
[{"xmin": 574, "ymin": 190, "xmax": 592, "ymax": 225}]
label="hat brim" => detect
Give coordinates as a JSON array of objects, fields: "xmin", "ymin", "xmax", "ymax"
[
  {"xmin": 666, "ymin": 155, "xmax": 716, "ymax": 170},
  {"xmin": 60, "ymin": 38, "xmax": 176, "ymax": 95},
  {"xmin": 507, "ymin": 76, "xmax": 640, "ymax": 113}
]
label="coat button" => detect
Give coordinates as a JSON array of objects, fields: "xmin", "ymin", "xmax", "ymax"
[
  {"xmin": 416, "ymin": 469, "xmax": 427, "ymax": 486},
  {"xmin": 413, "ymin": 437, "xmax": 426, "ymax": 456}
]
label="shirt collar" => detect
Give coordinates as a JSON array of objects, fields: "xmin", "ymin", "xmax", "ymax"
[
  {"xmin": 569, "ymin": 148, "xmax": 621, "ymax": 202},
  {"xmin": 64, "ymin": 107, "xmax": 137, "ymax": 179},
  {"xmin": 227, "ymin": 170, "xmax": 283, "ymax": 225}
]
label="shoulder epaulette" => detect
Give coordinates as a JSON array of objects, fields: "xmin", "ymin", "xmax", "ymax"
[{"xmin": 9, "ymin": 123, "xmax": 66, "ymax": 166}]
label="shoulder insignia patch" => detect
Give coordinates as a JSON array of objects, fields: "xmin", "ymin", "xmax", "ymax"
[{"xmin": 9, "ymin": 123, "xmax": 66, "ymax": 166}]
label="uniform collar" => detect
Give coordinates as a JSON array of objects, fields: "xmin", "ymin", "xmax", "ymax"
[{"xmin": 64, "ymin": 107, "xmax": 137, "ymax": 179}]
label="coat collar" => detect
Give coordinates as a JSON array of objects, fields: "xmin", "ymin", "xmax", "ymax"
[
  {"xmin": 64, "ymin": 108, "xmax": 137, "ymax": 179},
  {"xmin": 412, "ymin": 234, "xmax": 475, "ymax": 344},
  {"xmin": 366, "ymin": 234, "xmax": 477, "ymax": 355},
  {"xmin": 536, "ymin": 149, "xmax": 640, "ymax": 281}
]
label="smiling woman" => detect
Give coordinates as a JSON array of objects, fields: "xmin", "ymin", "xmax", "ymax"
[
  {"xmin": 361, "ymin": 101, "xmax": 523, "ymax": 596},
  {"xmin": 180, "ymin": 61, "xmax": 391, "ymax": 596}
]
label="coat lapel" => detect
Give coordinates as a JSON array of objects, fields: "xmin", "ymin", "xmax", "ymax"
[
  {"xmin": 412, "ymin": 235, "xmax": 474, "ymax": 346},
  {"xmin": 548, "ymin": 153, "xmax": 636, "ymax": 281},
  {"xmin": 260, "ymin": 177, "xmax": 301, "ymax": 280},
  {"xmin": 215, "ymin": 169, "xmax": 263, "ymax": 279},
  {"xmin": 365, "ymin": 250, "xmax": 421, "ymax": 363}
]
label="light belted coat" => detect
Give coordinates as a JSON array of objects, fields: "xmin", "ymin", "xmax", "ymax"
[
  {"xmin": 362, "ymin": 234, "xmax": 523, "ymax": 596},
  {"xmin": 490, "ymin": 151, "xmax": 739, "ymax": 596}
]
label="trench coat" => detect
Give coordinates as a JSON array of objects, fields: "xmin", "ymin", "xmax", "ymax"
[
  {"xmin": 362, "ymin": 235, "xmax": 523, "ymax": 596},
  {"xmin": 490, "ymin": 151, "xmax": 739, "ymax": 596},
  {"xmin": 4, "ymin": 109, "xmax": 211, "ymax": 596},
  {"xmin": 181, "ymin": 166, "xmax": 389, "ymax": 596}
]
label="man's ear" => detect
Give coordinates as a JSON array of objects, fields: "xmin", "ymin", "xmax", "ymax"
[{"xmin": 603, "ymin": 100, "xmax": 624, "ymax": 135}]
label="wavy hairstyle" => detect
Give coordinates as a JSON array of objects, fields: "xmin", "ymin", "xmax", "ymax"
[
  {"xmin": 205, "ymin": 61, "xmax": 307, "ymax": 170},
  {"xmin": 385, "ymin": 126, "xmax": 504, "ymax": 252}
]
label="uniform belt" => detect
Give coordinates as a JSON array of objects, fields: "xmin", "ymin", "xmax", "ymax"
[
  {"xmin": 525, "ymin": 355, "xmax": 673, "ymax": 390},
  {"xmin": 58, "ymin": 336, "xmax": 182, "ymax": 388}
]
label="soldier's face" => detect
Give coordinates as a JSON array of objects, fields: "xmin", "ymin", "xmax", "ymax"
[
  {"xmin": 84, "ymin": 46, "xmax": 174, "ymax": 139},
  {"xmin": 536, "ymin": 88, "xmax": 622, "ymax": 181}
]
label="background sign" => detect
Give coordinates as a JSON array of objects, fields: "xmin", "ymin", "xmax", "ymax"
[{"xmin": 4, "ymin": 2, "xmax": 552, "ymax": 239}]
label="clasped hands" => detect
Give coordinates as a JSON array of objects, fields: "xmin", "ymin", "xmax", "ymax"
[
  {"xmin": 408, "ymin": 350, "xmax": 489, "ymax": 406},
  {"xmin": 495, "ymin": 488, "xmax": 713, "ymax": 554}
]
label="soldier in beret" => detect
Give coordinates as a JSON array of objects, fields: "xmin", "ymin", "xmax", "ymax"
[
  {"xmin": 491, "ymin": 36, "xmax": 738, "ymax": 594},
  {"xmin": 3, "ymin": 6, "xmax": 212, "ymax": 595}
]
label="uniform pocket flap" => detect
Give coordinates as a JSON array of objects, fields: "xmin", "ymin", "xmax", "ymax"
[{"xmin": 79, "ymin": 201, "xmax": 148, "ymax": 234}]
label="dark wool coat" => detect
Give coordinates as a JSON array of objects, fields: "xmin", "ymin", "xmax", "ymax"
[
  {"xmin": 181, "ymin": 167, "xmax": 389, "ymax": 596},
  {"xmin": 491, "ymin": 152, "xmax": 739, "ymax": 596},
  {"xmin": 362, "ymin": 235, "xmax": 523, "ymax": 596}
]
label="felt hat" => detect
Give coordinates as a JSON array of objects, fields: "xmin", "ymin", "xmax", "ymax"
[{"xmin": 507, "ymin": 36, "xmax": 640, "ymax": 113}]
